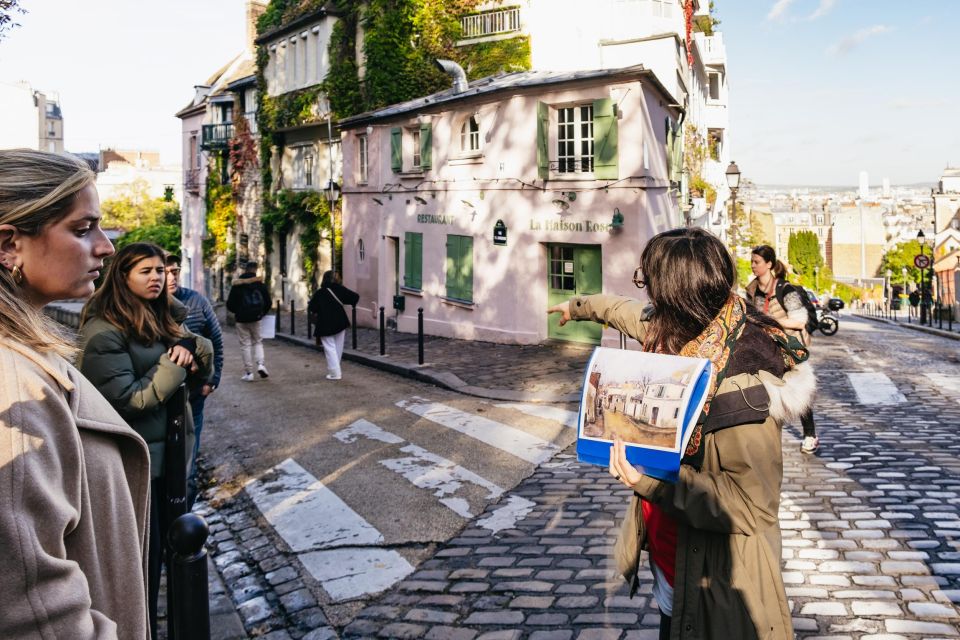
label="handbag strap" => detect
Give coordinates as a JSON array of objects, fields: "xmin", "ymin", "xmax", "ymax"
[{"xmin": 327, "ymin": 287, "xmax": 343, "ymax": 306}]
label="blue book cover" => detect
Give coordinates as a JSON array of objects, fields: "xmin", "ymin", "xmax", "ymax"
[{"xmin": 576, "ymin": 347, "xmax": 712, "ymax": 483}]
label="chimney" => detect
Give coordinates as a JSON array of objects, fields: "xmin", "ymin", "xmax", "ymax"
[
  {"xmin": 435, "ymin": 59, "xmax": 468, "ymax": 94},
  {"xmin": 246, "ymin": 0, "xmax": 268, "ymax": 52}
]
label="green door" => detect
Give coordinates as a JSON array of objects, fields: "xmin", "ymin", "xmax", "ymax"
[{"xmin": 547, "ymin": 244, "xmax": 602, "ymax": 343}]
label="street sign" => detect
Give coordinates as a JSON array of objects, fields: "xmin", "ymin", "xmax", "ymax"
[{"xmin": 914, "ymin": 254, "xmax": 930, "ymax": 269}]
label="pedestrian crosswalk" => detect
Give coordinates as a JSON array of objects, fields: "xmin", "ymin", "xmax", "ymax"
[{"xmin": 243, "ymin": 395, "xmax": 577, "ymax": 604}]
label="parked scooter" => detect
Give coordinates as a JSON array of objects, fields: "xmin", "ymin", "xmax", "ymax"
[{"xmin": 816, "ymin": 298, "xmax": 844, "ymax": 336}]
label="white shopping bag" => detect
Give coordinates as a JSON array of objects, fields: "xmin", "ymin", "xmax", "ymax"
[{"xmin": 260, "ymin": 314, "xmax": 276, "ymax": 339}]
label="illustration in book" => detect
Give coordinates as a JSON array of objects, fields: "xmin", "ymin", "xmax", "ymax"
[{"xmin": 576, "ymin": 347, "xmax": 712, "ymax": 482}]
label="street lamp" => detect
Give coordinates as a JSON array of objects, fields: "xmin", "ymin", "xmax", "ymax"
[
  {"xmin": 918, "ymin": 229, "xmax": 928, "ymax": 325},
  {"xmin": 814, "ymin": 265, "xmax": 819, "ymax": 292},
  {"xmin": 726, "ymin": 161, "xmax": 741, "ymax": 248}
]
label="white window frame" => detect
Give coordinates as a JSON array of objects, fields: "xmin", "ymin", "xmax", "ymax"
[
  {"xmin": 411, "ymin": 128, "xmax": 422, "ymax": 170},
  {"xmin": 289, "ymin": 37, "xmax": 298, "ymax": 91},
  {"xmin": 460, "ymin": 115, "xmax": 481, "ymax": 155},
  {"xmin": 358, "ymin": 134, "xmax": 369, "ymax": 184},
  {"xmin": 707, "ymin": 72, "xmax": 721, "ymax": 102},
  {"xmin": 304, "ymin": 152, "xmax": 314, "ymax": 187},
  {"xmin": 554, "ymin": 103, "xmax": 594, "ymax": 175}
]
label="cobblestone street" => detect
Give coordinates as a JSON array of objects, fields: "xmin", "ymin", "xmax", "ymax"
[{"xmin": 193, "ymin": 315, "xmax": 960, "ymax": 639}]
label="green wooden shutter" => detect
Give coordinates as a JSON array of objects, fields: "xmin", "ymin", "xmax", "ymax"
[
  {"xmin": 419, "ymin": 122, "xmax": 432, "ymax": 170},
  {"xmin": 536, "ymin": 102, "xmax": 549, "ymax": 180},
  {"xmin": 390, "ymin": 127, "xmax": 402, "ymax": 172},
  {"xmin": 404, "ymin": 232, "xmax": 422, "ymax": 289},
  {"xmin": 593, "ymin": 98, "xmax": 618, "ymax": 180},
  {"xmin": 445, "ymin": 235, "xmax": 459, "ymax": 300},
  {"xmin": 460, "ymin": 236, "xmax": 473, "ymax": 302}
]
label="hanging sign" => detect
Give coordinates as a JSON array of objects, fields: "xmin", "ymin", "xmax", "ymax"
[{"xmin": 493, "ymin": 219, "xmax": 507, "ymax": 246}]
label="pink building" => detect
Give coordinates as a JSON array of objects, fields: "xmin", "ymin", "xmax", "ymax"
[{"xmin": 339, "ymin": 64, "xmax": 682, "ymax": 346}]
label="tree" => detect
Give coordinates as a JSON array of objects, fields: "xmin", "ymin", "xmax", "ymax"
[
  {"xmin": 879, "ymin": 239, "xmax": 929, "ymax": 287},
  {"xmin": 101, "ymin": 179, "xmax": 179, "ymax": 230},
  {"xmin": 0, "ymin": 0, "xmax": 25, "ymax": 42},
  {"xmin": 787, "ymin": 231, "xmax": 823, "ymax": 277},
  {"xmin": 115, "ymin": 225, "xmax": 182, "ymax": 255}
]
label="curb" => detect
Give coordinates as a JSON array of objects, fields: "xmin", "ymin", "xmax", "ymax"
[
  {"xmin": 274, "ymin": 332, "xmax": 581, "ymax": 404},
  {"xmin": 853, "ymin": 313, "xmax": 960, "ymax": 341}
]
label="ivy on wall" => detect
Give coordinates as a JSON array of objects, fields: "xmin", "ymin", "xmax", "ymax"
[
  {"xmin": 261, "ymin": 189, "xmax": 337, "ymax": 285},
  {"xmin": 205, "ymin": 155, "xmax": 237, "ymax": 268}
]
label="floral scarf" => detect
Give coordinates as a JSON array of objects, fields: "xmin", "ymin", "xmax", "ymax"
[{"xmin": 647, "ymin": 295, "xmax": 808, "ymax": 469}]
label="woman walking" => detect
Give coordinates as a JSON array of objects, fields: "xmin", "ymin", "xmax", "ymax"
[
  {"xmin": 0, "ymin": 149, "xmax": 151, "ymax": 638},
  {"xmin": 746, "ymin": 244, "xmax": 820, "ymax": 454},
  {"xmin": 548, "ymin": 228, "xmax": 814, "ymax": 640},
  {"xmin": 308, "ymin": 270, "xmax": 359, "ymax": 380},
  {"xmin": 78, "ymin": 242, "xmax": 213, "ymax": 638}
]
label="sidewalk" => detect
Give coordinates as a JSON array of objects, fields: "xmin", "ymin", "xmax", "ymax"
[
  {"xmin": 269, "ymin": 309, "xmax": 594, "ymax": 403},
  {"xmin": 853, "ymin": 310, "xmax": 960, "ymax": 341}
]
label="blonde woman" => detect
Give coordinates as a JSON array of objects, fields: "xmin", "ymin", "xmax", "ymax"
[{"xmin": 0, "ymin": 149, "xmax": 150, "ymax": 638}]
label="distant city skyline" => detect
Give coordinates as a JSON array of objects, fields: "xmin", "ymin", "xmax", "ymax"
[{"xmin": 1, "ymin": 1, "xmax": 958, "ymax": 186}]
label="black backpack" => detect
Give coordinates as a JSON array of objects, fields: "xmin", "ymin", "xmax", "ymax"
[
  {"xmin": 236, "ymin": 285, "xmax": 266, "ymax": 322},
  {"xmin": 775, "ymin": 280, "xmax": 818, "ymax": 334}
]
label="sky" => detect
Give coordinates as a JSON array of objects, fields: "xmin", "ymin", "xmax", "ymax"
[{"xmin": 1, "ymin": 0, "xmax": 958, "ymax": 187}]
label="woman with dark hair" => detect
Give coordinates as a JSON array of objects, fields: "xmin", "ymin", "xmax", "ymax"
[
  {"xmin": 746, "ymin": 244, "xmax": 819, "ymax": 454},
  {"xmin": 308, "ymin": 270, "xmax": 359, "ymax": 380},
  {"xmin": 78, "ymin": 242, "xmax": 213, "ymax": 638},
  {"xmin": 548, "ymin": 228, "xmax": 814, "ymax": 640},
  {"xmin": 0, "ymin": 149, "xmax": 150, "ymax": 638}
]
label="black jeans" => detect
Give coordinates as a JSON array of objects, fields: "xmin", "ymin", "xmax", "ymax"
[
  {"xmin": 660, "ymin": 613, "xmax": 672, "ymax": 640},
  {"xmin": 148, "ymin": 479, "xmax": 169, "ymax": 640},
  {"xmin": 800, "ymin": 407, "xmax": 816, "ymax": 438}
]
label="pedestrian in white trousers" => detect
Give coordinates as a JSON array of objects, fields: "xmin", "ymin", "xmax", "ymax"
[{"xmin": 308, "ymin": 270, "xmax": 360, "ymax": 381}]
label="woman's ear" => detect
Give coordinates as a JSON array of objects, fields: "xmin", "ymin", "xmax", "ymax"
[{"xmin": 0, "ymin": 224, "xmax": 22, "ymax": 267}]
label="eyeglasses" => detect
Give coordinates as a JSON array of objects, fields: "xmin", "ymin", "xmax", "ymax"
[{"xmin": 632, "ymin": 266, "xmax": 646, "ymax": 289}]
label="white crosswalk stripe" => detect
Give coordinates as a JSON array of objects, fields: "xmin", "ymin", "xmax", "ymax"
[
  {"xmin": 397, "ymin": 396, "xmax": 562, "ymax": 463},
  {"xmin": 925, "ymin": 373, "xmax": 960, "ymax": 399},
  {"xmin": 847, "ymin": 372, "xmax": 907, "ymax": 405},
  {"xmin": 244, "ymin": 395, "xmax": 573, "ymax": 603},
  {"xmin": 495, "ymin": 402, "xmax": 579, "ymax": 429}
]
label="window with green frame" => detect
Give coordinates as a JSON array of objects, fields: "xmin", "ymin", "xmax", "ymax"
[
  {"xmin": 403, "ymin": 232, "xmax": 422, "ymax": 290},
  {"xmin": 445, "ymin": 234, "xmax": 473, "ymax": 302}
]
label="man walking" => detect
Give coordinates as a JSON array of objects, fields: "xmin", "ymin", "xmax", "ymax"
[
  {"xmin": 226, "ymin": 260, "xmax": 272, "ymax": 381},
  {"xmin": 165, "ymin": 254, "xmax": 223, "ymax": 505}
]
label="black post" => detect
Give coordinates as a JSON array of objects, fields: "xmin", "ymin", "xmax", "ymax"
[
  {"xmin": 168, "ymin": 513, "xmax": 211, "ymax": 640},
  {"xmin": 275, "ymin": 300, "xmax": 281, "ymax": 334},
  {"xmin": 352, "ymin": 306, "xmax": 357, "ymax": 349},
  {"xmin": 290, "ymin": 299, "xmax": 296, "ymax": 335},
  {"xmin": 307, "ymin": 307, "xmax": 312, "ymax": 340},
  {"xmin": 164, "ymin": 385, "xmax": 188, "ymax": 639},
  {"xmin": 379, "ymin": 306, "xmax": 386, "ymax": 356},
  {"xmin": 417, "ymin": 307, "xmax": 424, "ymax": 365}
]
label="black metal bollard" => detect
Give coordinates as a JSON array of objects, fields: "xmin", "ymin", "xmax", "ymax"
[
  {"xmin": 938, "ymin": 303, "xmax": 943, "ymax": 330},
  {"xmin": 307, "ymin": 308, "xmax": 312, "ymax": 340},
  {"xmin": 352, "ymin": 306, "xmax": 357, "ymax": 349},
  {"xmin": 290, "ymin": 299, "xmax": 296, "ymax": 335},
  {"xmin": 164, "ymin": 385, "xmax": 189, "ymax": 533},
  {"xmin": 417, "ymin": 308, "xmax": 424, "ymax": 365},
  {"xmin": 379, "ymin": 306, "xmax": 386, "ymax": 356},
  {"xmin": 167, "ymin": 513, "xmax": 211, "ymax": 640},
  {"xmin": 275, "ymin": 300, "xmax": 281, "ymax": 334}
]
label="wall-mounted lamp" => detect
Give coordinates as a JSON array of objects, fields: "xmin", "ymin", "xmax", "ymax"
[
  {"xmin": 413, "ymin": 196, "xmax": 428, "ymax": 205},
  {"xmin": 611, "ymin": 207, "xmax": 624, "ymax": 231},
  {"xmin": 372, "ymin": 197, "xmax": 383, "ymax": 206},
  {"xmin": 551, "ymin": 199, "xmax": 570, "ymax": 212},
  {"xmin": 461, "ymin": 199, "xmax": 475, "ymax": 209}
]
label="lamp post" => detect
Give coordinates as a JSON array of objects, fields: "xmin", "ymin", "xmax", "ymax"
[
  {"xmin": 725, "ymin": 161, "xmax": 741, "ymax": 250},
  {"xmin": 902, "ymin": 266, "xmax": 909, "ymax": 323},
  {"xmin": 814, "ymin": 266, "xmax": 819, "ymax": 293},
  {"xmin": 918, "ymin": 229, "xmax": 928, "ymax": 325}
]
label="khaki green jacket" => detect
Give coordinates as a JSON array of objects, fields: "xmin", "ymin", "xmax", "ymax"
[
  {"xmin": 572, "ymin": 294, "xmax": 812, "ymax": 640},
  {"xmin": 0, "ymin": 339, "xmax": 150, "ymax": 639},
  {"xmin": 77, "ymin": 301, "xmax": 213, "ymax": 479}
]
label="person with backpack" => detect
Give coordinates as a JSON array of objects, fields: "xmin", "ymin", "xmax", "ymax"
[
  {"xmin": 226, "ymin": 260, "xmax": 272, "ymax": 382},
  {"xmin": 308, "ymin": 270, "xmax": 359, "ymax": 380},
  {"xmin": 746, "ymin": 245, "xmax": 819, "ymax": 454}
]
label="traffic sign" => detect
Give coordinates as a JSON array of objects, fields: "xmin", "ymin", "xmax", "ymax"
[{"xmin": 914, "ymin": 254, "xmax": 930, "ymax": 269}]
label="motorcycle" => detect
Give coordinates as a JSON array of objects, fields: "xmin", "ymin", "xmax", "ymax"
[{"xmin": 815, "ymin": 298, "xmax": 844, "ymax": 336}]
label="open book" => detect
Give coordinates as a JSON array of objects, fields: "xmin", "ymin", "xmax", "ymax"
[{"xmin": 576, "ymin": 347, "xmax": 712, "ymax": 482}]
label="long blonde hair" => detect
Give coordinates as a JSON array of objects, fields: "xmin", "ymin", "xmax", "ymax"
[{"xmin": 0, "ymin": 149, "xmax": 96, "ymax": 357}]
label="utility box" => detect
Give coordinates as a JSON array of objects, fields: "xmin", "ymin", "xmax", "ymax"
[{"xmin": 393, "ymin": 295, "xmax": 405, "ymax": 312}]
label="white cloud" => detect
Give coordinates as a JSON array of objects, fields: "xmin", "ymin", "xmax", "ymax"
[
  {"xmin": 826, "ymin": 25, "xmax": 892, "ymax": 56},
  {"xmin": 766, "ymin": 0, "xmax": 797, "ymax": 22},
  {"xmin": 808, "ymin": 0, "xmax": 838, "ymax": 20}
]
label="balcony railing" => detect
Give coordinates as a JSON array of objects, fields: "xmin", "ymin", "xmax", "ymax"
[
  {"xmin": 201, "ymin": 123, "xmax": 234, "ymax": 150},
  {"xmin": 460, "ymin": 6, "xmax": 521, "ymax": 40},
  {"xmin": 184, "ymin": 169, "xmax": 201, "ymax": 194}
]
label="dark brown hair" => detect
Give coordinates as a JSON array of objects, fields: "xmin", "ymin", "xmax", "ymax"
[
  {"xmin": 642, "ymin": 228, "xmax": 780, "ymax": 353},
  {"xmin": 82, "ymin": 242, "xmax": 182, "ymax": 345},
  {"xmin": 751, "ymin": 244, "xmax": 788, "ymax": 279}
]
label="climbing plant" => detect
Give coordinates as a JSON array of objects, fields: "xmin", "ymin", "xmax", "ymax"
[{"xmin": 205, "ymin": 155, "xmax": 236, "ymax": 263}]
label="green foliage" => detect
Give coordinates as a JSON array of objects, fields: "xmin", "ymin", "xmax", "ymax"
[
  {"xmin": 256, "ymin": 0, "xmax": 326, "ymax": 33},
  {"xmin": 115, "ymin": 224, "xmax": 182, "ymax": 254},
  {"xmin": 0, "ymin": 0, "xmax": 26, "ymax": 41},
  {"xmin": 323, "ymin": 17, "xmax": 365, "ymax": 118},
  {"xmin": 879, "ymin": 239, "xmax": 930, "ymax": 286},
  {"xmin": 735, "ymin": 257, "xmax": 753, "ymax": 289},
  {"xmin": 692, "ymin": 1, "xmax": 721, "ymax": 35},
  {"xmin": 787, "ymin": 230, "xmax": 823, "ymax": 277},
  {"xmin": 688, "ymin": 175, "xmax": 717, "ymax": 207},
  {"xmin": 101, "ymin": 179, "xmax": 180, "ymax": 230},
  {"xmin": 205, "ymin": 159, "xmax": 236, "ymax": 258},
  {"xmin": 459, "ymin": 35, "xmax": 531, "ymax": 79},
  {"xmin": 263, "ymin": 189, "xmax": 335, "ymax": 284}
]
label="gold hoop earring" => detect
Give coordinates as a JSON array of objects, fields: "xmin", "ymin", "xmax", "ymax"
[{"xmin": 11, "ymin": 265, "xmax": 23, "ymax": 286}]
